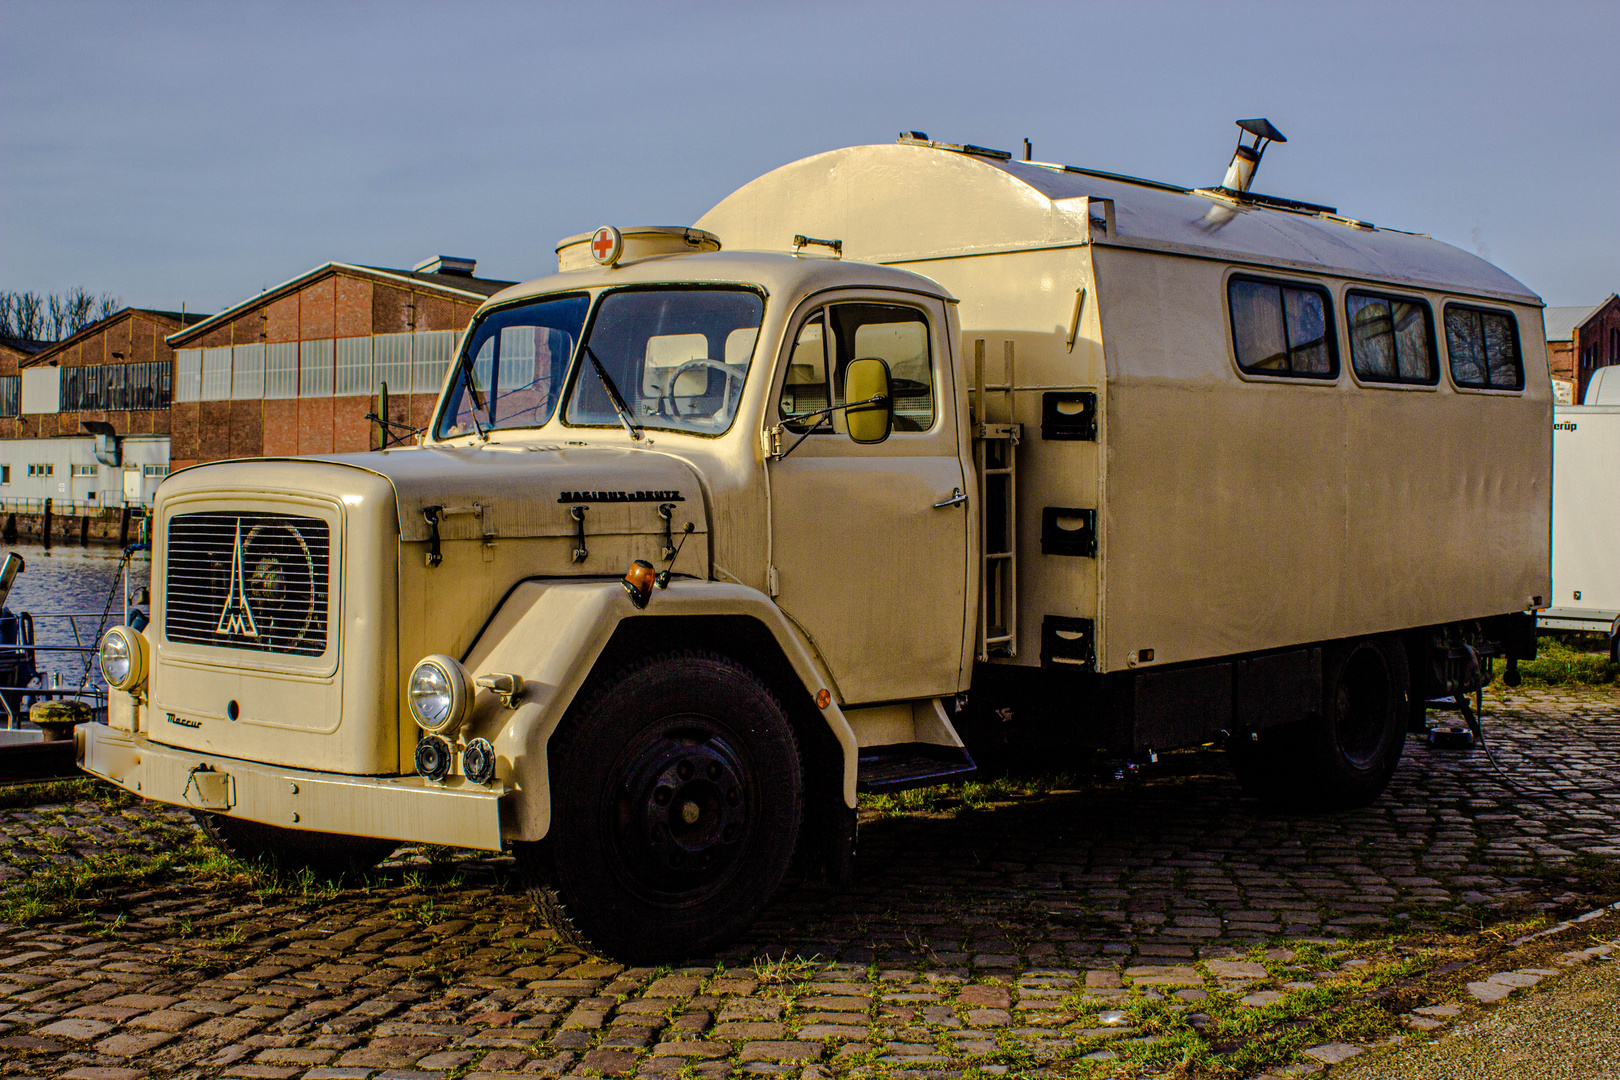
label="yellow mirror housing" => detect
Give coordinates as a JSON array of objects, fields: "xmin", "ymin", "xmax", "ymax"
[{"xmin": 844, "ymin": 357, "xmax": 892, "ymax": 444}]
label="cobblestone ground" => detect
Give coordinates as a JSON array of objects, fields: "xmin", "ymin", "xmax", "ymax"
[{"xmin": 0, "ymin": 686, "xmax": 1617, "ymax": 1080}]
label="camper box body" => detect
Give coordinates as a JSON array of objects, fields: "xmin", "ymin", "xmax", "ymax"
[{"xmin": 699, "ymin": 143, "xmax": 1551, "ymax": 745}]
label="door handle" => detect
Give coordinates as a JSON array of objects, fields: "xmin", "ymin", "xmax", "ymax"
[{"xmin": 933, "ymin": 488, "xmax": 968, "ymax": 509}]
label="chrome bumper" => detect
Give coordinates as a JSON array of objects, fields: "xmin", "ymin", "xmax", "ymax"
[{"xmin": 77, "ymin": 722, "xmax": 504, "ymax": 851}]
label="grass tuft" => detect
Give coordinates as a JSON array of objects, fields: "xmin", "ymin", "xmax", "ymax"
[{"xmin": 1514, "ymin": 633, "xmax": 1618, "ymax": 687}]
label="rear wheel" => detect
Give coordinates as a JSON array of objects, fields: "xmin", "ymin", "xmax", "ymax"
[
  {"xmin": 1228, "ymin": 637, "xmax": 1408, "ymax": 810},
  {"xmin": 193, "ymin": 812, "xmax": 398, "ymax": 878},
  {"xmin": 518, "ymin": 651, "xmax": 803, "ymax": 963}
]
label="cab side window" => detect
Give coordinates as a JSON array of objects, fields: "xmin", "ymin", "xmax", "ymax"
[
  {"xmin": 1445, "ymin": 304, "xmax": 1523, "ymax": 390},
  {"xmin": 1229, "ymin": 276, "xmax": 1338, "ymax": 378},
  {"xmin": 779, "ymin": 303, "xmax": 936, "ymax": 433},
  {"xmin": 1346, "ymin": 292, "xmax": 1437, "ymax": 385}
]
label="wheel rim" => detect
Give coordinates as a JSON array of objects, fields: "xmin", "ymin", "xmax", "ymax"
[
  {"xmin": 606, "ymin": 715, "xmax": 753, "ymax": 904},
  {"xmin": 1334, "ymin": 646, "xmax": 1392, "ymax": 769}
]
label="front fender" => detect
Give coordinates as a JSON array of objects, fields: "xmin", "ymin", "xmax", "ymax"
[{"xmin": 458, "ymin": 578, "xmax": 858, "ymax": 843}]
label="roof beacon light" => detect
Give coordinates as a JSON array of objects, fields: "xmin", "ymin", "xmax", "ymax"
[
  {"xmin": 1222, "ymin": 118, "xmax": 1286, "ymax": 194},
  {"xmin": 590, "ymin": 226, "xmax": 624, "ymax": 266},
  {"xmin": 622, "ymin": 559, "xmax": 656, "ymax": 609}
]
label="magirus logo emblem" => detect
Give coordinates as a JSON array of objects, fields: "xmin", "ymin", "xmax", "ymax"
[{"xmin": 216, "ymin": 520, "xmax": 260, "ymax": 638}]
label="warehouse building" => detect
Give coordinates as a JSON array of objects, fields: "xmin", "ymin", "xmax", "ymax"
[
  {"xmin": 4, "ymin": 308, "xmax": 204, "ymax": 510},
  {"xmin": 163, "ymin": 257, "xmax": 513, "ymax": 468}
]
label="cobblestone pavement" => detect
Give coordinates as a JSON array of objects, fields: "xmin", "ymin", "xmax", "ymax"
[{"xmin": 0, "ymin": 686, "xmax": 1617, "ymax": 1079}]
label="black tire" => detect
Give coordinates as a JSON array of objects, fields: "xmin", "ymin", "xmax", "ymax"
[
  {"xmin": 518, "ymin": 651, "xmax": 803, "ymax": 963},
  {"xmin": 1228, "ymin": 637, "xmax": 1408, "ymax": 811},
  {"xmin": 192, "ymin": 811, "xmax": 398, "ymax": 878}
]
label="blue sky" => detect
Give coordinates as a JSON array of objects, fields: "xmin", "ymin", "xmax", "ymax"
[{"xmin": 1, "ymin": 1, "xmax": 1615, "ymax": 314}]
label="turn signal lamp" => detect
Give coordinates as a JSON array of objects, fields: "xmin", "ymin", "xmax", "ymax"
[
  {"xmin": 622, "ymin": 559, "xmax": 656, "ymax": 609},
  {"xmin": 98, "ymin": 626, "xmax": 149, "ymax": 691},
  {"xmin": 408, "ymin": 654, "xmax": 473, "ymax": 734}
]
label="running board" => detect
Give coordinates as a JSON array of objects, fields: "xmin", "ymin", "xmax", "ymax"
[{"xmin": 856, "ymin": 743, "xmax": 977, "ymax": 794}]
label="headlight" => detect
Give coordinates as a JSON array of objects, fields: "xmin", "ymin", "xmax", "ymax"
[
  {"xmin": 98, "ymin": 626, "xmax": 148, "ymax": 692},
  {"xmin": 408, "ymin": 654, "xmax": 472, "ymax": 734}
]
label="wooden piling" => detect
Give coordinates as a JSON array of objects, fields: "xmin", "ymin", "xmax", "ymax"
[
  {"xmin": 118, "ymin": 506, "xmax": 131, "ymax": 547},
  {"xmin": 41, "ymin": 499, "xmax": 51, "ymax": 552},
  {"xmin": 79, "ymin": 515, "xmax": 90, "ymax": 546}
]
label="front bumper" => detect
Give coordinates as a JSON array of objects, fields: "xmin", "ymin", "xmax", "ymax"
[{"xmin": 77, "ymin": 722, "xmax": 504, "ymax": 851}]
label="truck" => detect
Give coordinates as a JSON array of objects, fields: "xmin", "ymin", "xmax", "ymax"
[
  {"xmin": 80, "ymin": 125, "xmax": 1550, "ymax": 961},
  {"xmin": 1540, "ymin": 365, "xmax": 1620, "ymax": 661}
]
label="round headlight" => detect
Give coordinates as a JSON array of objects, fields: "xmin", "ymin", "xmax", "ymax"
[
  {"xmin": 408, "ymin": 654, "xmax": 472, "ymax": 734},
  {"xmin": 98, "ymin": 626, "xmax": 148, "ymax": 692}
]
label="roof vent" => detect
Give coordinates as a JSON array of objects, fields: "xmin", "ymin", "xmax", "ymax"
[
  {"xmin": 1221, "ymin": 118, "xmax": 1286, "ymax": 193},
  {"xmin": 412, "ymin": 255, "xmax": 477, "ymax": 277}
]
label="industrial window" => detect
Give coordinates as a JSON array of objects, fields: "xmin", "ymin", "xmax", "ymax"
[
  {"xmin": 412, "ymin": 330, "xmax": 455, "ymax": 393},
  {"xmin": 265, "ymin": 342, "xmax": 298, "ymax": 399},
  {"xmin": 335, "ymin": 337, "xmax": 373, "ymax": 396},
  {"xmin": 1346, "ymin": 292, "xmax": 1437, "ymax": 385},
  {"xmin": 27, "ymin": 464, "xmax": 52, "ymax": 477},
  {"xmin": 71, "ymin": 464, "xmax": 96, "ymax": 477},
  {"xmin": 299, "ymin": 339, "xmax": 333, "ymax": 397},
  {"xmin": 0, "ymin": 376, "xmax": 19, "ymax": 418},
  {"xmin": 201, "ymin": 346, "xmax": 233, "ymax": 400},
  {"xmin": 143, "ymin": 464, "xmax": 168, "ymax": 477},
  {"xmin": 173, "ymin": 348, "xmax": 203, "ymax": 402},
  {"xmin": 1444, "ymin": 304, "xmax": 1523, "ymax": 390},
  {"xmin": 1228, "ymin": 276, "xmax": 1338, "ymax": 378},
  {"xmin": 232, "ymin": 343, "xmax": 265, "ymax": 399},
  {"xmin": 0, "ymin": 466, "xmax": 8, "ymax": 484},
  {"xmin": 777, "ymin": 303, "xmax": 935, "ymax": 432},
  {"xmin": 374, "ymin": 332, "xmax": 412, "ymax": 396}
]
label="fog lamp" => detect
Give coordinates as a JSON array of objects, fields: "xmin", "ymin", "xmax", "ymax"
[
  {"xmin": 98, "ymin": 625, "xmax": 149, "ymax": 691},
  {"xmin": 463, "ymin": 737, "xmax": 497, "ymax": 785},
  {"xmin": 622, "ymin": 559, "xmax": 655, "ymax": 609},
  {"xmin": 408, "ymin": 654, "xmax": 473, "ymax": 734},
  {"xmin": 414, "ymin": 734, "xmax": 453, "ymax": 781}
]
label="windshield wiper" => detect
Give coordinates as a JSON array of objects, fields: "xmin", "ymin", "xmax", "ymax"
[
  {"xmin": 453, "ymin": 347, "xmax": 489, "ymax": 441},
  {"xmin": 583, "ymin": 344, "xmax": 643, "ymax": 441}
]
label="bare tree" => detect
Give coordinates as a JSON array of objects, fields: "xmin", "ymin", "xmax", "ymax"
[
  {"xmin": 0, "ymin": 291, "xmax": 46, "ymax": 339},
  {"xmin": 0, "ymin": 288, "xmax": 120, "ymax": 340}
]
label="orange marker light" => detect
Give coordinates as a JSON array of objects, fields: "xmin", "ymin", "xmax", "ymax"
[
  {"xmin": 622, "ymin": 560, "xmax": 656, "ymax": 609},
  {"xmin": 816, "ymin": 689, "xmax": 831, "ymax": 709}
]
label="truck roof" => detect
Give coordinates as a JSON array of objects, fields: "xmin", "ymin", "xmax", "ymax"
[
  {"xmin": 484, "ymin": 248, "xmax": 954, "ymax": 311},
  {"xmin": 695, "ymin": 144, "xmax": 1540, "ymax": 307}
]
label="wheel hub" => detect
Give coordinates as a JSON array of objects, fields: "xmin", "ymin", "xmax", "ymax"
[{"xmin": 621, "ymin": 732, "xmax": 748, "ymax": 885}]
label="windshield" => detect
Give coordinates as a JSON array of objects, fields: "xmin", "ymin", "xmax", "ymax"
[
  {"xmin": 563, "ymin": 287, "xmax": 763, "ymax": 436},
  {"xmin": 437, "ymin": 294, "xmax": 590, "ymax": 439}
]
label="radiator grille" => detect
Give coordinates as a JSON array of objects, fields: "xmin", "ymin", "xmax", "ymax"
[{"xmin": 165, "ymin": 512, "xmax": 331, "ymax": 656}]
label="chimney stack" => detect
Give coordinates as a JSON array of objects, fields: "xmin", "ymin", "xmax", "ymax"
[{"xmin": 1222, "ymin": 118, "xmax": 1286, "ymax": 193}]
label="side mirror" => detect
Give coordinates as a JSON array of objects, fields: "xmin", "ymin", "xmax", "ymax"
[{"xmin": 844, "ymin": 358, "xmax": 892, "ymax": 444}]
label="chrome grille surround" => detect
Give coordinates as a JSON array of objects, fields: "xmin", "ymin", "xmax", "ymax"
[{"xmin": 165, "ymin": 511, "xmax": 331, "ymax": 656}]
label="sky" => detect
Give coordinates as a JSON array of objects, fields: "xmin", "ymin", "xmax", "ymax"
[{"xmin": 1, "ymin": 0, "xmax": 1616, "ymax": 316}]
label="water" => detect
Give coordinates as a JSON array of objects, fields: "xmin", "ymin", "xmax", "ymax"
[{"xmin": 1, "ymin": 543, "xmax": 153, "ymax": 698}]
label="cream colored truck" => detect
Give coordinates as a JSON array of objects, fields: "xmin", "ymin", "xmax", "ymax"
[{"xmin": 81, "ymin": 129, "xmax": 1550, "ymax": 961}]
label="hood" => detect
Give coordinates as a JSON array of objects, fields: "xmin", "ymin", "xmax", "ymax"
[{"xmin": 305, "ymin": 443, "xmax": 709, "ymax": 544}]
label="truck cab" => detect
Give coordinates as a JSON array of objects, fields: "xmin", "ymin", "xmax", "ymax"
[{"xmin": 83, "ymin": 243, "xmax": 978, "ymax": 961}]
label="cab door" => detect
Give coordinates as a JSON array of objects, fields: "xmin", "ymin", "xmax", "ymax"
[{"xmin": 766, "ymin": 293, "xmax": 971, "ymax": 704}]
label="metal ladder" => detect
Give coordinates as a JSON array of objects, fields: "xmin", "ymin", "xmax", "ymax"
[{"xmin": 973, "ymin": 339, "xmax": 1020, "ymax": 660}]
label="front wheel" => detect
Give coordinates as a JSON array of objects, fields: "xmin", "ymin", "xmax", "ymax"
[
  {"xmin": 1228, "ymin": 636, "xmax": 1408, "ymax": 810},
  {"xmin": 520, "ymin": 651, "xmax": 803, "ymax": 962}
]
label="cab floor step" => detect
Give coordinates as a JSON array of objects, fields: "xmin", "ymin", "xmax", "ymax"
[{"xmin": 856, "ymin": 742, "xmax": 977, "ymax": 793}]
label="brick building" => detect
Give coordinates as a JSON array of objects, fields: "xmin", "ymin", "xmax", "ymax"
[
  {"xmin": 163, "ymin": 258, "xmax": 513, "ymax": 469},
  {"xmin": 0, "ymin": 335, "xmax": 47, "ymax": 419},
  {"xmin": 3, "ymin": 308, "xmax": 205, "ymax": 508},
  {"xmin": 1545, "ymin": 294, "xmax": 1620, "ymax": 404}
]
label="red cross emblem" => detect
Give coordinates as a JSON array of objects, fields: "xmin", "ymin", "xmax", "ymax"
[{"xmin": 591, "ymin": 226, "xmax": 622, "ymax": 266}]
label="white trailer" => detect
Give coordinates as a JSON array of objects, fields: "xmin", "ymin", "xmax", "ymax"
[{"xmin": 1541, "ymin": 367, "xmax": 1620, "ymax": 660}]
